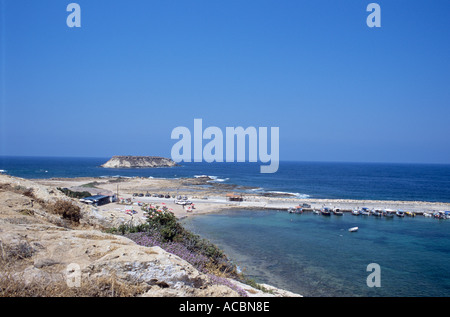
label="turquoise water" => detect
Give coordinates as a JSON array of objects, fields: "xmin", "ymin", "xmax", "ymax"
[
  {"xmin": 182, "ymin": 210, "xmax": 450, "ymax": 297},
  {"xmin": 2, "ymin": 157, "xmax": 450, "ymax": 296}
]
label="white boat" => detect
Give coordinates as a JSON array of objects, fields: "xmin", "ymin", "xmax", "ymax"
[
  {"xmin": 349, "ymin": 227, "xmax": 359, "ymax": 232},
  {"xmin": 333, "ymin": 208, "xmax": 343, "ymax": 216},
  {"xmin": 360, "ymin": 207, "xmax": 370, "ymax": 216},
  {"xmin": 351, "ymin": 209, "xmax": 360, "ymax": 215},
  {"xmin": 383, "ymin": 209, "xmax": 395, "ymax": 217},
  {"xmin": 423, "ymin": 212, "xmax": 432, "ymax": 218},
  {"xmin": 434, "ymin": 211, "xmax": 450, "ymax": 219},
  {"xmin": 396, "ymin": 210, "xmax": 405, "ymax": 217},
  {"xmin": 370, "ymin": 209, "xmax": 383, "ymax": 217},
  {"xmin": 0, "ymin": 170, "xmax": 6, "ymax": 174}
]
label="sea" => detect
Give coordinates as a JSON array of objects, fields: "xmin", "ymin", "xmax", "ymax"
[{"xmin": 1, "ymin": 156, "xmax": 450, "ymax": 296}]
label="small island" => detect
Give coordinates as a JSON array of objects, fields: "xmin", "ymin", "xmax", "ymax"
[{"xmin": 101, "ymin": 156, "xmax": 178, "ymax": 168}]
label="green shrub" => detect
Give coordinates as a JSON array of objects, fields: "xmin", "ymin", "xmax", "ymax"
[
  {"xmin": 57, "ymin": 187, "xmax": 92, "ymax": 199},
  {"xmin": 146, "ymin": 207, "xmax": 183, "ymax": 241},
  {"xmin": 108, "ymin": 204, "xmax": 238, "ymax": 279}
]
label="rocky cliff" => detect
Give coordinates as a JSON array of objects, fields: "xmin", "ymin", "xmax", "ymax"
[
  {"xmin": 0, "ymin": 174, "xmax": 300, "ymax": 297},
  {"xmin": 101, "ymin": 156, "xmax": 177, "ymax": 168}
]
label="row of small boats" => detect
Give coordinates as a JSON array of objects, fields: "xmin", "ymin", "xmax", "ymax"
[
  {"xmin": 317, "ymin": 207, "xmax": 342, "ymax": 216},
  {"xmin": 287, "ymin": 206, "xmax": 450, "ymax": 219},
  {"xmin": 423, "ymin": 211, "xmax": 450, "ymax": 219},
  {"xmin": 351, "ymin": 207, "xmax": 398, "ymax": 217}
]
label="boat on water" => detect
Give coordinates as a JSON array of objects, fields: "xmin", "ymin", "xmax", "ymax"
[
  {"xmin": 406, "ymin": 211, "xmax": 416, "ymax": 217},
  {"xmin": 0, "ymin": 170, "xmax": 6, "ymax": 174},
  {"xmin": 433, "ymin": 212, "xmax": 442, "ymax": 219},
  {"xmin": 351, "ymin": 209, "xmax": 360, "ymax": 216},
  {"xmin": 321, "ymin": 207, "xmax": 331, "ymax": 216},
  {"xmin": 333, "ymin": 208, "xmax": 343, "ymax": 216},
  {"xmin": 288, "ymin": 206, "xmax": 303, "ymax": 214},
  {"xmin": 423, "ymin": 212, "xmax": 432, "ymax": 218},
  {"xmin": 383, "ymin": 209, "xmax": 395, "ymax": 218},
  {"xmin": 433, "ymin": 211, "xmax": 450, "ymax": 219},
  {"xmin": 370, "ymin": 209, "xmax": 383, "ymax": 217},
  {"xmin": 349, "ymin": 227, "xmax": 359, "ymax": 232},
  {"xmin": 360, "ymin": 207, "xmax": 370, "ymax": 216},
  {"xmin": 396, "ymin": 210, "xmax": 405, "ymax": 217}
]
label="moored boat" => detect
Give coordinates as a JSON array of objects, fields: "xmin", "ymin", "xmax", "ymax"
[
  {"xmin": 295, "ymin": 206, "xmax": 303, "ymax": 214},
  {"xmin": 352, "ymin": 209, "xmax": 360, "ymax": 215},
  {"xmin": 360, "ymin": 207, "xmax": 370, "ymax": 216},
  {"xmin": 333, "ymin": 208, "xmax": 343, "ymax": 216},
  {"xmin": 396, "ymin": 210, "xmax": 405, "ymax": 217},
  {"xmin": 348, "ymin": 227, "xmax": 359, "ymax": 232},
  {"xmin": 370, "ymin": 209, "xmax": 383, "ymax": 217},
  {"xmin": 434, "ymin": 211, "xmax": 449, "ymax": 219},
  {"xmin": 383, "ymin": 209, "xmax": 395, "ymax": 217},
  {"xmin": 321, "ymin": 207, "xmax": 331, "ymax": 216},
  {"xmin": 288, "ymin": 206, "xmax": 302, "ymax": 214}
]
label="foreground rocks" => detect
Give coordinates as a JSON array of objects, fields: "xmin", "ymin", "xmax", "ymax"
[{"xmin": 0, "ymin": 174, "xmax": 300, "ymax": 297}]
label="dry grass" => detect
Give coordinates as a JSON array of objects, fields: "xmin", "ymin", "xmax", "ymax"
[
  {"xmin": 0, "ymin": 260, "xmax": 147, "ymax": 297},
  {"xmin": 0, "ymin": 238, "xmax": 146, "ymax": 297},
  {"xmin": 0, "ymin": 274, "xmax": 147, "ymax": 297},
  {"xmin": 0, "ymin": 182, "xmax": 149, "ymax": 297},
  {"xmin": 0, "ymin": 183, "xmax": 81, "ymax": 225}
]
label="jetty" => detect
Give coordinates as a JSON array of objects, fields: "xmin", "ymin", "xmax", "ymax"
[{"xmin": 32, "ymin": 176, "xmax": 450, "ymax": 222}]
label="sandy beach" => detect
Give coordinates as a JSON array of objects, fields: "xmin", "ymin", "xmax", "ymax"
[{"xmin": 33, "ymin": 176, "xmax": 450, "ymax": 225}]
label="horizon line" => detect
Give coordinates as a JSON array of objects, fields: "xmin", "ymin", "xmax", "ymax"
[{"xmin": 0, "ymin": 155, "xmax": 449, "ymax": 166}]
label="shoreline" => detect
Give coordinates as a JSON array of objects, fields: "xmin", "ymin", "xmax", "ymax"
[
  {"xmin": 2, "ymin": 173, "xmax": 449, "ymax": 297},
  {"xmin": 30, "ymin": 176, "xmax": 450, "ymax": 223},
  {"xmin": 0, "ymin": 173, "xmax": 301, "ymax": 297}
]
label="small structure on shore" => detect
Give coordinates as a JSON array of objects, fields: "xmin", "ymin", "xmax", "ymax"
[
  {"xmin": 80, "ymin": 195, "xmax": 114, "ymax": 206},
  {"xmin": 226, "ymin": 193, "xmax": 243, "ymax": 202}
]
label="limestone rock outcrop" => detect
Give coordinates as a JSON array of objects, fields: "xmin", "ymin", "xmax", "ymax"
[{"xmin": 101, "ymin": 156, "xmax": 178, "ymax": 169}]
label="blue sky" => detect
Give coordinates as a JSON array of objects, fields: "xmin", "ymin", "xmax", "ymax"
[{"xmin": 1, "ymin": 0, "xmax": 450, "ymax": 163}]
